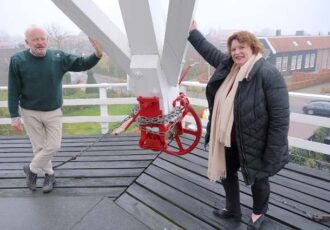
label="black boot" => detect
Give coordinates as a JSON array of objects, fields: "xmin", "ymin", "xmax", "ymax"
[
  {"xmin": 213, "ymin": 208, "xmax": 242, "ymax": 221},
  {"xmin": 23, "ymin": 164, "xmax": 37, "ymax": 191},
  {"xmin": 247, "ymin": 215, "xmax": 265, "ymax": 230}
]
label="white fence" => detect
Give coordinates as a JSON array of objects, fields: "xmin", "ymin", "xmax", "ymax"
[{"xmin": 0, "ymin": 82, "xmax": 330, "ymax": 156}]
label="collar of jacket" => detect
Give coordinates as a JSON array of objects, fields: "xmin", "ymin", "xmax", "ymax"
[
  {"xmin": 208, "ymin": 56, "xmax": 233, "ymax": 84},
  {"xmin": 245, "ymin": 58, "xmax": 264, "ymax": 82}
]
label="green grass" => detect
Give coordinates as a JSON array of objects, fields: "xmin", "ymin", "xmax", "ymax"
[
  {"xmin": 109, "ymin": 104, "xmax": 135, "ymax": 115},
  {"xmin": 62, "ymin": 104, "xmax": 136, "ymax": 135},
  {"xmin": 63, "ymin": 122, "xmax": 101, "ymax": 135}
]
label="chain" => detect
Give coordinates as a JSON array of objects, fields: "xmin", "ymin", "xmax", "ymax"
[
  {"xmin": 53, "ymin": 107, "xmax": 140, "ymax": 169},
  {"xmin": 134, "ymin": 105, "xmax": 184, "ymax": 137},
  {"xmin": 53, "ymin": 103, "xmax": 185, "ymax": 169}
]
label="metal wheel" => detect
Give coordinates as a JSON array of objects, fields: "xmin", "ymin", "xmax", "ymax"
[{"xmin": 164, "ymin": 105, "xmax": 202, "ymax": 155}]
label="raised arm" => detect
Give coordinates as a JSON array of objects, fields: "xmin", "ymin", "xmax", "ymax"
[
  {"xmin": 89, "ymin": 37, "xmax": 103, "ymax": 58},
  {"xmin": 188, "ymin": 20, "xmax": 228, "ymax": 68}
]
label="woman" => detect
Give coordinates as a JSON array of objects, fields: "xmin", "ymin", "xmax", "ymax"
[{"xmin": 188, "ymin": 21, "xmax": 290, "ymax": 230}]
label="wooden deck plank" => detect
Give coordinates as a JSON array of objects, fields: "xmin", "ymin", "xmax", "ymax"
[
  {"xmin": 151, "ymin": 158, "xmax": 328, "ymax": 229},
  {"xmin": 0, "ymin": 140, "xmax": 141, "ymax": 148},
  {"xmin": 0, "ymin": 188, "xmax": 123, "ymax": 198},
  {"xmin": 0, "ymin": 149, "xmax": 155, "ymax": 157},
  {"xmin": 0, "ymin": 134, "xmax": 329, "ymax": 230},
  {"xmin": 181, "ymin": 151, "xmax": 330, "ymax": 208},
  {"xmin": 158, "ymin": 154, "xmax": 330, "ymax": 228},
  {"xmin": 277, "ymin": 168, "xmax": 330, "ymax": 191},
  {"xmin": 135, "ymin": 173, "xmax": 250, "ymax": 230},
  {"xmin": 0, "ymin": 145, "xmax": 145, "ymax": 153},
  {"xmin": 0, "ymin": 155, "xmax": 155, "ymax": 163},
  {"xmin": 126, "ymin": 183, "xmax": 216, "ymax": 230},
  {"xmin": 145, "ymin": 164, "xmax": 295, "ymax": 230},
  {"xmin": 0, "ymin": 177, "xmax": 134, "ymax": 188},
  {"xmin": 0, "ymin": 161, "xmax": 151, "ymax": 170},
  {"xmin": 270, "ymin": 174, "xmax": 330, "ymax": 202},
  {"xmin": 163, "ymin": 151, "xmax": 330, "ymax": 211},
  {"xmin": 0, "ymin": 168, "xmax": 143, "ymax": 178},
  {"xmin": 116, "ymin": 193, "xmax": 183, "ymax": 230}
]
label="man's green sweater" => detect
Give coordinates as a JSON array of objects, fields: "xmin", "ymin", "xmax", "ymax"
[{"xmin": 8, "ymin": 49, "xmax": 100, "ymax": 118}]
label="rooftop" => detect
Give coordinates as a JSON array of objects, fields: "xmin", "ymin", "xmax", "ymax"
[
  {"xmin": 0, "ymin": 134, "xmax": 329, "ymax": 230},
  {"xmin": 264, "ymin": 35, "xmax": 330, "ymax": 52}
]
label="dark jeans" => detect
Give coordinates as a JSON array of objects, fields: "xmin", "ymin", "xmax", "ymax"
[{"xmin": 221, "ymin": 143, "xmax": 270, "ymax": 215}]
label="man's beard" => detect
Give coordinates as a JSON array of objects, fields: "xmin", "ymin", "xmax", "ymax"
[{"xmin": 32, "ymin": 47, "xmax": 47, "ymax": 57}]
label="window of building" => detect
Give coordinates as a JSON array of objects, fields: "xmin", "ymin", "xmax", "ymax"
[
  {"xmin": 310, "ymin": 53, "xmax": 315, "ymax": 68},
  {"xmin": 306, "ymin": 41, "xmax": 312, "ymax": 46},
  {"xmin": 291, "ymin": 55, "xmax": 297, "ymax": 70},
  {"xmin": 292, "ymin": 41, "xmax": 298, "ymax": 47},
  {"xmin": 304, "ymin": 54, "xmax": 310, "ymax": 68},
  {"xmin": 297, "ymin": 55, "xmax": 302, "ymax": 69},
  {"xmin": 322, "ymin": 50, "xmax": 328, "ymax": 69},
  {"xmin": 276, "ymin": 57, "xmax": 282, "ymax": 71},
  {"xmin": 282, "ymin": 56, "xmax": 288, "ymax": 71}
]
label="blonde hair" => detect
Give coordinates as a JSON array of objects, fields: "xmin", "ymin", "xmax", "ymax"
[{"xmin": 227, "ymin": 31, "xmax": 264, "ymax": 54}]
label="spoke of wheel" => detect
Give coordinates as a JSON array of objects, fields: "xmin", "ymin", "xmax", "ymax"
[
  {"xmin": 183, "ymin": 128, "xmax": 198, "ymax": 136},
  {"xmin": 175, "ymin": 135, "xmax": 184, "ymax": 151}
]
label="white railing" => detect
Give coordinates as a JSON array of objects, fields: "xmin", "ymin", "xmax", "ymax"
[
  {"xmin": 1, "ymin": 82, "xmax": 330, "ymax": 156},
  {"xmin": 0, "ymin": 83, "xmax": 135, "ymax": 134}
]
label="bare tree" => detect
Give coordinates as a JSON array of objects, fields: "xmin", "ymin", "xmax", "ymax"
[
  {"xmin": 0, "ymin": 30, "xmax": 10, "ymax": 41},
  {"xmin": 45, "ymin": 23, "xmax": 70, "ymax": 49}
]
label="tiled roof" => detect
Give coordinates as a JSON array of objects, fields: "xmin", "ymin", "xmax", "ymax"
[{"xmin": 265, "ymin": 36, "xmax": 330, "ymax": 53}]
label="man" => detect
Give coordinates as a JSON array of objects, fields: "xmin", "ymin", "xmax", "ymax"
[{"xmin": 8, "ymin": 25, "xmax": 103, "ymax": 193}]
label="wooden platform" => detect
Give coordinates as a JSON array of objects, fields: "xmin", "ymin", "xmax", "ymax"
[{"xmin": 0, "ymin": 134, "xmax": 329, "ymax": 230}]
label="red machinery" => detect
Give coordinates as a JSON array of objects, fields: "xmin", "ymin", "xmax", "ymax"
[
  {"xmin": 113, "ymin": 93, "xmax": 202, "ymax": 155},
  {"xmin": 113, "ymin": 64, "xmax": 202, "ymax": 155}
]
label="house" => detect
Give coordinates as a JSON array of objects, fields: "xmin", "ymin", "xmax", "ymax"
[{"xmin": 260, "ymin": 35, "xmax": 330, "ymax": 76}]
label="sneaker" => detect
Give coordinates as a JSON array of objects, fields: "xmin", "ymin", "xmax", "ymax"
[
  {"xmin": 42, "ymin": 173, "xmax": 56, "ymax": 193},
  {"xmin": 213, "ymin": 208, "xmax": 242, "ymax": 221},
  {"xmin": 23, "ymin": 164, "xmax": 37, "ymax": 191}
]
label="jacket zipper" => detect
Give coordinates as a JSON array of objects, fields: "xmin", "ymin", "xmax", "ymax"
[{"xmin": 236, "ymin": 83, "xmax": 250, "ymax": 184}]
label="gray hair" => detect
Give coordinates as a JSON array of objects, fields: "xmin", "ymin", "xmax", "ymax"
[{"xmin": 24, "ymin": 25, "xmax": 47, "ymax": 39}]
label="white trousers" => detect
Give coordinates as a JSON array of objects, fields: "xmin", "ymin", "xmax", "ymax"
[{"xmin": 21, "ymin": 108, "xmax": 62, "ymax": 175}]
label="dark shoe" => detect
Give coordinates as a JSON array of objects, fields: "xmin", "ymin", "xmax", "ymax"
[
  {"xmin": 23, "ymin": 164, "xmax": 37, "ymax": 191},
  {"xmin": 213, "ymin": 208, "xmax": 242, "ymax": 221},
  {"xmin": 247, "ymin": 214, "xmax": 265, "ymax": 230},
  {"xmin": 43, "ymin": 173, "xmax": 56, "ymax": 193}
]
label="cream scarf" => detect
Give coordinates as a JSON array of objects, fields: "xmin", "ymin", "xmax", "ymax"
[{"xmin": 208, "ymin": 53, "xmax": 262, "ymax": 181}]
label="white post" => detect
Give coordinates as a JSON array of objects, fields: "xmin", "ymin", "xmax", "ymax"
[{"xmin": 99, "ymin": 86, "xmax": 108, "ymax": 134}]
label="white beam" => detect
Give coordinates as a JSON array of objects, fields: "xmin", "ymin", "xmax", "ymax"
[
  {"xmin": 290, "ymin": 112, "xmax": 330, "ymax": 128},
  {"xmin": 289, "ymin": 137, "xmax": 330, "ymax": 155},
  {"xmin": 161, "ymin": 0, "xmax": 197, "ymax": 86},
  {"xmin": 51, "ymin": 0, "xmax": 131, "ymax": 73},
  {"xmin": 118, "ymin": 0, "xmax": 159, "ymax": 55}
]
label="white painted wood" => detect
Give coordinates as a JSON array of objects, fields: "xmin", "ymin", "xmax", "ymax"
[
  {"xmin": 289, "ymin": 92, "xmax": 330, "ymax": 100},
  {"xmin": 51, "ymin": 0, "xmax": 131, "ymax": 73},
  {"xmin": 118, "ymin": 0, "xmax": 159, "ymax": 55},
  {"xmin": 51, "ymin": 0, "xmax": 197, "ymax": 114},
  {"xmin": 1, "ymin": 84, "xmax": 329, "ymax": 156},
  {"xmin": 290, "ymin": 112, "xmax": 330, "ymax": 128},
  {"xmin": 100, "ymin": 87, "xmax": 109, "ymax": 133},
  {"xmin": 188, "ymin": 98, "xmax": 207, "ymax": 107},
  {"xmin": 161, "ymin": 0, "xmax": 196, "ymax": 86},
  {"xmin": 289, "ymin": 137, "xmax": 330, "ymax": 155}
]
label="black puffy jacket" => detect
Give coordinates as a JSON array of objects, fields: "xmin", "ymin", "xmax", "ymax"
[{"xmin": 188, "ymin": 30, "xmax": 290, "ymax": 185}]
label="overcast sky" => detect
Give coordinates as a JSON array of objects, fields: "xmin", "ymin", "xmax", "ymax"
[{"xmin": 0, "ymin": 0, "xmax": 329, "ymax": 38}]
